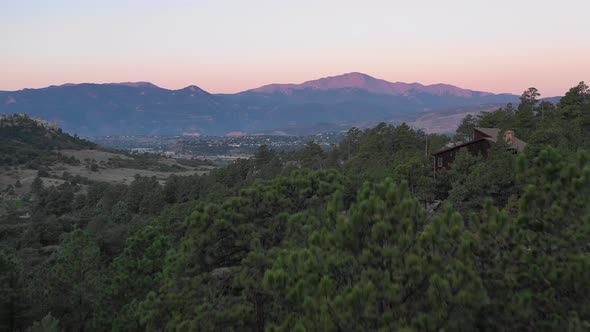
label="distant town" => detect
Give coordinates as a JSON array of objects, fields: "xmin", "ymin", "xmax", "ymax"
[{"xmin": 90, "ymin": 132, "xmax": 345, "ymax": 163}]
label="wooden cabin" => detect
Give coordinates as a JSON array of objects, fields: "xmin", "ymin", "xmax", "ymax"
[{"xmin": 433, "ymin": 127, "xmax": 527, "ymax": 173}]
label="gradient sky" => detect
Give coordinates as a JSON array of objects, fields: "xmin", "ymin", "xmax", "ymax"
[{"xmin": 2, "ymin": 0, "xmax": 589, "ymax": 96}]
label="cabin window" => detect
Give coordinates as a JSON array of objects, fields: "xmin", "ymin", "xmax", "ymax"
[{"xmin": 437, "ymin": 157, "xmax": 443, "ymax": 167}]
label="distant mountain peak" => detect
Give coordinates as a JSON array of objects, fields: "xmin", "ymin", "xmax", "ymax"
[
  {"xmin": 301, "ymin": 72, "xmax": 380, "ymax": 90},
  {"xmin": 247, "ymin": 72, "xmax": 491, "ymax": 98},
  {"xmin": 249, "ymin": 72, "xmax": 379, "ymax": 94},
  {"xmin": 181, "ymin": 85, "xmax": 203, "ymax": 91},
  {"xmin": 317, "ymin": 72, "xmax": 375, "ymax": 83},
  {"xmin": 177, "ymin": 85, "xmax": 209, "ymax": 95},
  {"xmin": 108, "ymin": 82, "xmax": 159, "ymax": 89}
]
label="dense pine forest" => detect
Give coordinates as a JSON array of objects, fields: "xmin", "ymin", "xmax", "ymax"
[{"xmin": 1, "ymin": 82, "xmax": 590, "ymax": 331}]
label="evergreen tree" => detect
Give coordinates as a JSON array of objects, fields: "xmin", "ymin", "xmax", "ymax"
[
  {"xmin": 264, "ymin": 180, "xmax": 487, "ymax": 331},
  {"xmin": 455, "ymin": 113, "xmax": 478, "ymax": 141},
  {"xmin": 477, "ymin": 103, "xmax": 516, "ymax": 129},
  {"xmin": 139, "ymin": 170, "xmax": 346, "ymax": 331},
  {"xmin": 509, "ymin": 149, "xmax": 590, "ymax": 330},
  {"xmin": 515, "ymin": 87, "xmax": 540, "ymax": 140},
  {"xmin": 448, "ymin": 138, "xmax": 517, "ymax": 212},
  {"xmin": 46, "ymin": 230, "xmax": 101, "ymax": 331},
  {"xmin": 31, "ymin": 176, "xmax": 43, "ymax": 194},
  {"xmin": 0, "ymin": 249, "xmax": 27, "ymax": 331}
]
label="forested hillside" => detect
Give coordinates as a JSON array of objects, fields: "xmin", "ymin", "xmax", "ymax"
[
  {"xmin": 1, "ymin": 82, "xmax": 589, "ymax": 331},
  {"xmin": 0, "ymin": 114, "xmax": 96, "ymax": 167}
]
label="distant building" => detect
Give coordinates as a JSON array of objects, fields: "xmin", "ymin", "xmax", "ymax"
[{"xmin": 432, "ymin": 127, "xmax": 527, "ymax": 173}]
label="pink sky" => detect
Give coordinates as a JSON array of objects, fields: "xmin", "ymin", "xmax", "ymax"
[{"xmin": 2, "ymin": 0, "xmax": 589, "ymax": 96}]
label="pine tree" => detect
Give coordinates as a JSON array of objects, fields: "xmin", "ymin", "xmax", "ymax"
[
  {"xmin": 509, "ymin": 149, "xmax": 590, "ymax": 330},
  {"xmin": 139, "ymin": 170, "xmax": 346, "ymax": 331},
  {"xmin": 0, "ymin": 249, "xmax": 27, "ymax": 331},
  {"xmin": 455, "ymin": 114, "xmax": 478, "ymax": 141},
  {"xmin": 46, "ymin": 230, "xmax": 101, "ymax": 331},
  {"xmin": 31, "ymin": 176, "xmax": 43, "ymax": 194},
  {"xmin": 515, "ymin": 87, "xmax": 540, "ymax": 140},
  {"xmin": 264, "ymin": 179, "xmax": 487, "ymax": 331}
]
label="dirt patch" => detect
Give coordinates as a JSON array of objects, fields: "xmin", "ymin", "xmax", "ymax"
[
  {"xmin": 0, "ymin": 168, "xmax": 38, "ymax": 195},
  {"xmin": 59, "ymin": 149, "xmax": 133, "ymax": 163},
  {"xmin": 49, "ymin": 163, "xmax": 209, "ymax": 185},
  {"xmin": 0, "ymin": 149, "xmax": 215, "ymax": 193}
]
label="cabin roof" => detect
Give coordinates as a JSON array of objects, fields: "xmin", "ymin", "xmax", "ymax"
[
  {"xmin": 432, "ymin": 138, "xmax": 490, "ymax": 156},
  {"xmin": 473, "ymin": 127, "xmax": 499, "ymax": 138},
  {"xmin": 474, "ymin": 127, "xmax": 527, "ymax": 152},
  {"xmin": 433, "ymin": 127, "xmax": 527, "ymax": 156}
]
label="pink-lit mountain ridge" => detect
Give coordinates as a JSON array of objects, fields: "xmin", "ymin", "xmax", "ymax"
[
  {"xmin": 0, "ymin": 73, "xmax": 520, "ymax": 136},
  {"xmin": 248, "ymin": 72, "xmax": 492, "ymax": 98}
]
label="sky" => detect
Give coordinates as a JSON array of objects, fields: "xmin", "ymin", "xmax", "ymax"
[{"xmin": 2, "ymin": 0, "xmax": 589, "ymax": 96}]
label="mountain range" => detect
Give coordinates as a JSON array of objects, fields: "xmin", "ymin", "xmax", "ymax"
[{"xmin": 0, "ymin": 72, "xmax": 520, "ymax": 136}]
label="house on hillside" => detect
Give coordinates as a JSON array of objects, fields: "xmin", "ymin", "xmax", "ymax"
[{"xmin": 433, "ymin": 127, "xmax": 527, "ymax": 174}]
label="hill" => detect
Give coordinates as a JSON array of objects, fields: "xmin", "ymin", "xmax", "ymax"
[
  {"xmin": 0, "ymin": 114, "xmax": 96, "ymax": 166},
  {"xmin": 0, "ymin": 114, "xmax": 213, "ymax": 197},
  {"xmin": 0, "ymin": 73, "xmax": 519, "ymax": 135}
]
